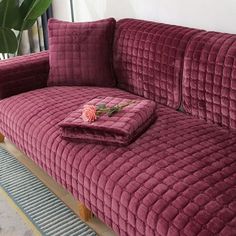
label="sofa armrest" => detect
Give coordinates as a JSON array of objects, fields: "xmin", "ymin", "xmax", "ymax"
[{"xmin": 0, "ymin": 51, "xmax": 49, "ymax": 99}]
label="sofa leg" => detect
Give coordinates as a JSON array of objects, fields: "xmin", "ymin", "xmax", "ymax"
[
  {"xmin": 0, "ymin": 132, "xmax": 4, "ymax": 142},
  {"xmin": 78, "ymin": 202, "xmax": 92, "ymax": 221}
]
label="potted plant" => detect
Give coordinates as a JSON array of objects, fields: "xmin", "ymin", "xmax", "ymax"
[{"xmin": 0, "ymin": 0, "xmax": 52, "ymax": 57}]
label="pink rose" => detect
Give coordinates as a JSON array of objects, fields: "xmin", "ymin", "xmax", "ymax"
[{"xmin": 81, "ymin": 105, "xmax": 97, "ymax": 122}]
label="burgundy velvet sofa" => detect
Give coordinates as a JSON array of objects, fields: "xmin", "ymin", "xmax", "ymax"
[{"xmin": 0, "ymin": 19, "xmax": 236, "ymax": 236}]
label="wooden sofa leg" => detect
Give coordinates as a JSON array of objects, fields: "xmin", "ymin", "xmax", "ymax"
[
  {"xmin": 78, "ymin": 202, "xmax": 92, "ymax": 221},
  {"xmin": 0, "ymin": 132, "xmax": 4, "ymax": 142}
]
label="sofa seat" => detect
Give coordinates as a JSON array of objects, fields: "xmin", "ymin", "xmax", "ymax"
[{"xmin": 0, "ymin": 86, "xmax": 235, "ymax": 236}]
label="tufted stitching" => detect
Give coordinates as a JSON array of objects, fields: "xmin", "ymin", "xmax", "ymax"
[
  {"xmin": 113, "ymin": 19, "xmax": 202, "ymax": 109},
  {"xmin": 0, "ymin": 86, "xmax": 235, "ymax": 236},
  {"xmin": 0, "ymin": 51, "xmax": 49, "ymax": 98},
  {"xmin": 183, "ymin": 31, "xmax": 236, "ymax": 130},
  {"xmin": 59, "ymin": 96, "xmax": 156, "ymax": 146}
]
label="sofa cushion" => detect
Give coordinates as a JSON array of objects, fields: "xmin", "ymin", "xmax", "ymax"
[
  {"xmin": 59, "ymin": 96, "xmax": 156, "ymax": 146},
  {"xmin": 113, "ymin": 19, "xmax": 203, "ymax": 109},
  {"xmin": 183, "ymin": 31, "xmax": 236, "ymax": 130},
  {"xmin": 47, "ymin": 18, "xmax": 116, "ymax": 87},
  {"xmin": 0, "ymin": 87, "xmax": 235, "ymax": 236}
]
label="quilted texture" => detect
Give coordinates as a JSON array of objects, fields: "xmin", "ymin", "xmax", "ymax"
[
  {"xmin": 113, "ymin": 19, "xmax": 203, "ymax": 109},
  {"xmin": 0, "ymin": 87, "xmax": 235, "ymax": 236},
  {"xmin": 59, "ymin": 96, "xmax": 156, "ymax": 146},
  {"xmin": 47, "ymin": 18, "xmax": 116, "ymax": 87},
  {"xmin": 183, "ymin": 31, "xmax": 236, "ymax": 130},
  {"xmin": 0, "ymin": 51, "xmax": 49, "ymax": 99}
]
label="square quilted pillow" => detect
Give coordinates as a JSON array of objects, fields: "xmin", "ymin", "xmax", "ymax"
[{"xmin": 47, "ymin": 18, "xmax": 116, "ymax": 87}]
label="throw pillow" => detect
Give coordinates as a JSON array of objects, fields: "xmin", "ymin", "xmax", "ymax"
[{"xmin": 47, "ymin": 18, "xmax": 116, "ymax": 87}]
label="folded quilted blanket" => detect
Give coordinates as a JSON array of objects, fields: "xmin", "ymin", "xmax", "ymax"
[{"xmin": 59, "ymin": 96, "xmax": 156, "ymax": 145}]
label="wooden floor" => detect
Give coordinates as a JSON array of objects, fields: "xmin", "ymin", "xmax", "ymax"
[{"xmin": 1, "ymin": 139, "xmax": 117, "ymax": 236}]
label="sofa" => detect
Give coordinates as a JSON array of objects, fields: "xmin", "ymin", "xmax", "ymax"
[{"xmin": 0, "ymin": 18, "xmax": 235, "ymax": 236}]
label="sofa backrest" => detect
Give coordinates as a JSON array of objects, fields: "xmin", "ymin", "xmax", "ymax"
[
  {"xmin": 113, "ymin": 19, "xmax": 202, "ymax": 109},
  {"xmin": 183, "ymin": 31, "xmax": 236, "ymax": 130}
]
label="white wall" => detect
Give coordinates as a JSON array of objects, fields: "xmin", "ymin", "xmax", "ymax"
[
  {"xmin": 52, "ymin": 0, "xmax": 72, "ymax": 21},
  {"xmin": 52, "ymin": 0, "xmax": 236, "ymax": 34}
]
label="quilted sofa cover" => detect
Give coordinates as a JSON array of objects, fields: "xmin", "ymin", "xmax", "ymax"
[
  {"xmin": 59, "ymin": 96, "xmax": 156, "ymax": 146},
  {"xmin": 183, "ymin": 31, "xmax": 236, "ymax": 130},
  {"xmin": 0, "ymin": 51, "xmax": 49, "ymax": 99},
  {"xmin": 113, "ymin": 19, "xmax": 202, "ymax": 109},
  {"xmin": 0, "ymin": 19, "xmax": 236, "ymax": 236},
  {"xmin": 0, "ymin": 87, "xmax": 235, "ymax": 236}
]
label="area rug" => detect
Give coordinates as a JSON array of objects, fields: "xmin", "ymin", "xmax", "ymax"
[{"xmin": 0, "ymin": 147, "xmax": 97, "ymax": 236}]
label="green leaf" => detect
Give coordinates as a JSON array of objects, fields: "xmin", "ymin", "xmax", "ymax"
[
  {"xmin": 0, "ymin": 0, "xmax": 20, "ymax": 28},
  {"xmin": 0, "ymin": 27, "xmax": 17, "ymax": 53},
  {"xmin": 23, "ymin": 0, "xmax": 52, "ymax": 20},
  {"xmin": 14, "ymin": 19, "xmax": 35, "ymax": 31},
  {"xmin": 97, "ymin": 104, "xmax": 106, "ymax": 109},
  {"xmin": 107, "ymin": 107, "xmax": 119, "ymax": 117},
  {"xmin": 14, "ymin": 0, "xmax": 52, "ymax": 31}
]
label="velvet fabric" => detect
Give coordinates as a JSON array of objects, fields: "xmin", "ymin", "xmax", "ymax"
[
  {"xmin": 113, "ymin": 19, "xmax": 203, "ymax": 109},
  {"xmin": 0, "ymin": 86, "xmax": 235, "ymax": 236},
  {"xmin": 47, "ymin": 18, "xmax": 116, "ymax": 87},
  {"xmin": 0, "ymin": 51, "xmax": 49, "ymax": 99},
  {"xmin": 59, "ymin": 96, "xmax": 156, "ymax": 146},
  {"xmin": 183, "ymin": 31, "xmax": 236, "ymax": 130},
  {"xmin": 0, "ymin": 18, "xmax": 236, "ymax": 236}
]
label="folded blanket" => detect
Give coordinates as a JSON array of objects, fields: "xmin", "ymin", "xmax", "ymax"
[{"xmin": 59, "ymin": 97, "xmax": 156, "ymax": 146}]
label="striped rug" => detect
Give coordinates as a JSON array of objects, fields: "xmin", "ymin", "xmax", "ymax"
[{"xmin": 0, "ymin": 147, "xmax": 97, "ymax": 236}]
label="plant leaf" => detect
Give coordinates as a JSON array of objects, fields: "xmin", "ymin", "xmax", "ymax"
[
  {"xmin": 14, "ymin": 0, "xmax": 52, "ymax": 31},
  {"xmin": 0, "ymin": 0, "xmax": 20, "ymax": 28},
  {"xmin": 107, "ymin": 107, "xmax": 119, "ymax": 117},
  {"xmin": 0, "ymin": 27, "xmax": 17, "ymax": 53},
  {"xmin": 24, "ymin": 0, "xmax": 52, "ymax": 20},
  {"xmin": 14, "ymin": 19, "xmax": 36, "ymax": 31},
  {"xmin": 97, "ymin": 104, "xmax": 106, "ymax": 109}
]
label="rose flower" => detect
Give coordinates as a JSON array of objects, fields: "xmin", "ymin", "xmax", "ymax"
[{"xmin": 81, "ymin": 105, "xmax": 97, "ymax": 122}]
